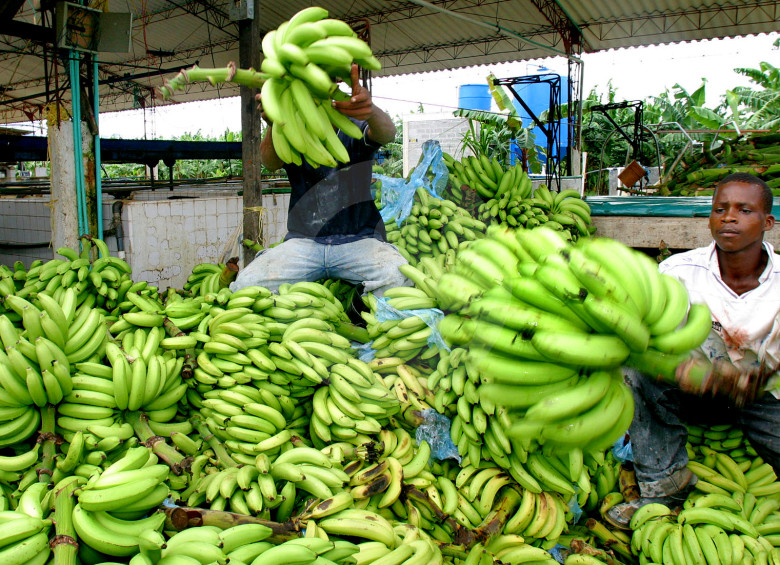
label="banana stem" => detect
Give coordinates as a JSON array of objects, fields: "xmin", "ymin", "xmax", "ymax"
[
  {"xmin": 52, "ymin": 479, "xmax": 80, "ymax": 565},
  {"xmin": 584, "ymin": 518, "xmax": 632, "ymax": 558},
  {"xmin": 37, "ymin": 404, "xmax": 58, "ymax": 485},
  {"xmin": 159, "ymin": 63, "xmax": 268, "ymax": 99},
  {"xmin": 162, "ymin": 505, "xmax": 299, "ymax": 543},
  {"xmin": 464, "ymin": 487, "xmax": 522, "ymax": 547},
  {"xmin": 218, "ymin": 258, "xmax": 239, "ymax": 288},
  {"xmin": 569, "ymin": 539, "xmax": 618, "ymax": 565},
  {"xmin": 126, "ymin": 411, "xmax": 187, "ymax": 474},
  {"xmin": 190, "ymin": 415, "xmax": 238, "ymax": 468},
  {"xmin": 159, "ymin": 317, "xmax": 194, "ymax": 378}
]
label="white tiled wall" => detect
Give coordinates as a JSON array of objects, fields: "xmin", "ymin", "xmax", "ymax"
[
  {"xmin": 0, "ymin": 197, "xmax": 51, "ymax": 265},
  {"xmin": 0, "ymin": 189, "xmax": 291, "ymax": 290},
  {"xmin": 123, "ymin": 196, "xmax": 242, "ymax": 291},
  {"xmin": 261, "ymin": 192, "xmax": 290, "ymax": 247}
]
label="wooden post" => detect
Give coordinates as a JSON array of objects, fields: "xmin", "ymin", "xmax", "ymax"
[{"xmin": 238, "ymin": 0, "xmax": 265, "ymax": 269}]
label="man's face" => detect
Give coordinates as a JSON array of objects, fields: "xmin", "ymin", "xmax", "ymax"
[{"xmin": 709, "ymin": 181, "xmax": 775, "ymax": 253}]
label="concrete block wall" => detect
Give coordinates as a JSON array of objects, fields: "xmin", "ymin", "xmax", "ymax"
[
  {"xmin": 403, "ymin": 114, "xmax": 474, "ymax": 177},
  {"xmin": 0, "ymin": 197, "xmax": 52, "ymax": 266},
  {"xmin": 0, "ymin": 187, "xmax": 291, "ymax": 290},
  {"xmin": 122, "ymin": 196, "xmax": 243, "ymax": 291},
  {"xmin": 260, "ymin": 192, "xmax": 290, "ymax": 247}
]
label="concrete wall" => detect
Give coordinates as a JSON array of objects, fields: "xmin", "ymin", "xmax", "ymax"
[
  {"xmin": 403, "ymin": 114, "xmax": 473, "ymax": 177},
  {"xmin": 0, "ymin": 186, "xmax": 291, "ymax": 290}
]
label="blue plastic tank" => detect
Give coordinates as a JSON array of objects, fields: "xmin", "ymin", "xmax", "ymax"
[
  {"xmin": 510, "ymin": 69, "xmax": 569, "ymax": 168},
  {"xmin": 458, "ymin": 84, "xmax": 492, "ymax": 111}
]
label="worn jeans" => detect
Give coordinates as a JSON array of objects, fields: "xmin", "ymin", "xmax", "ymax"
[
  {"xmin": 229, "ymin": 237, "xmax": 410, "ymax": 297},
  {"xmin": 627, "ymin": 367, "xmax": 780, "ymax": 493}
]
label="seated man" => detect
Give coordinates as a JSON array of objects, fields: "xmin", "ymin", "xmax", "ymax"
[
  {"xmin": 231, "ymin": 64, "xmax": 409, "ymax": 297},
  {"xmin": 607, "ymin": 172, "xmax": 780, "ymax": 528}
]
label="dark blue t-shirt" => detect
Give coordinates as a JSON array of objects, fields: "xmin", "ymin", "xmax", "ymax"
[{"xmin": 283, "ymin": 120, "xmax": 387, "ymax": 244}]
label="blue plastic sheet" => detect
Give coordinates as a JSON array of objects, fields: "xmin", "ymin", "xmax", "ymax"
[
  {"xmin": 374, "ymin": 296, "xmax": 450, "ymax": 352},
  {"xmin": 548, "ymin": 544, "xmax": 569, "ymax": 564},
  {"xmin": 613, "ymin": 436, "xmax": 634, "ymax": 462},
  {"xmin": 379, "ymin": 139, "xmax": 449, "ymax": 226},
  {"xmin": 415, "ymin": 409, "xmax": 461, "ymax": 462},
  {"xmin": 568, "ymin": 493, "xmax": 584, "ymax": 524},
  {"xmin": 355, "ymin": 341, "xmax": 376, "ymax": 363}
]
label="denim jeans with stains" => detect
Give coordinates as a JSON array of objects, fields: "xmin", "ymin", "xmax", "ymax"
[
  {"xmin": 230, "ymin": 237, "xmax": 411, "ymax": 297},
  {"xmin": 626, "ymin": 367, "xmax": 780, "ymax": 492}
]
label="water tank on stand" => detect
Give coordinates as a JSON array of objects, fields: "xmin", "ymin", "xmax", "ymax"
[
  {"xmin": 458, "ymin": 84, "xmax": 492, "ymax": 111},
  {"xmin": 510, "ymin": 69, "xmax": 569, "ymax": 170}
]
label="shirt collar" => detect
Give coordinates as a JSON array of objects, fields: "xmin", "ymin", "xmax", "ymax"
[{"xmin": 707, "ymin": 240, "xmax": 775, "ymax": 284}]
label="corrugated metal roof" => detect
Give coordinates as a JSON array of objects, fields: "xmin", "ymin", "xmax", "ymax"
[{"xmin": 1, "ymin": 0, "xmax": 778, "ymax": 123}]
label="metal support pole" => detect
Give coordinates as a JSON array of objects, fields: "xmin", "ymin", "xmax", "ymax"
[
  {"xmin": 69, "ymin": 51, "xmax": 87, "ymax": 236},
  {"xmin": 93, "ymin": 59, "xmax": 103, "ymax": 237}
]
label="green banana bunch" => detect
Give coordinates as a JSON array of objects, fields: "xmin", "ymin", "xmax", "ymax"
[
  {"xmin": 309, "ymin": 355, "xmax": 400, "ymax": 447},
  {"xmin": 16, "ymin": 238, "xmax": 137, "ymax": 314},
  {"xmin": 382, "ymin": 185, "xmax": 486, "ymax": 267},
  {"xmin": 0, "ymin": 508, "xmax": 52, "ymax": 565},
  {"xmin": 182, "ymin": 262, "xmax": 223, "ymax": 296},
  {"xmin": 257, "ymin": 7, "xmax": 381, "ymax": 168}
]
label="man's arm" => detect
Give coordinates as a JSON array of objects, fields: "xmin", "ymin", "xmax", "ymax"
[
  {"xmin": 332, "ymin": 64, "xmax": 396, "ymax": 146},
  {"xmin": 259, "ymin": 124, "xmax": 285, "ymax": 171}
]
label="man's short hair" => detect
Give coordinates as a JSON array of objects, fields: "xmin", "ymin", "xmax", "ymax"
[{"xmin": 715, "ymin": 172, "xmax": 773, "ymax": 214}]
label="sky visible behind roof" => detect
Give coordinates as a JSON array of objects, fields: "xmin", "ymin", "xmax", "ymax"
[{"xmin": 15, "ymin": 33, "xmax": 780, "ymax": 140}]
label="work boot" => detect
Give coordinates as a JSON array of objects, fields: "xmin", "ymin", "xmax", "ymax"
[{"xmin": 604, "ymin": 468, "xmax": 697, "ymax": 530}]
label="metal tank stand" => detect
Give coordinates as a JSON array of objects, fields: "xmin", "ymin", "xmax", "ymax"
[{"xmin": 492, "ymin": 74, "xmax": 562, "ymax": 192}]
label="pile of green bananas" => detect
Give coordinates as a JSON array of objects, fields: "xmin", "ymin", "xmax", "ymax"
[
  {"xmin": 383, "ymin": 187, "xmax": 487, "ymax": 266},
  {"xmin": 6, "ymin": 232, "xmax": 780, "ymax": 565},
  {"xmin": 626, "ymin": 449, "xmax": 780, "ymax": 564},
  {"xmin": 475, "ymin": 185, "xmax": 594, "ymax": 241},
  {"xmin": 442, "ymin": 153, "xmax": 527, "ymax": 202},
  {"xmin": 362, "ymin": 287, "xmax": 438, "ymax": 362},
  {"xmin": 0, "ymin": 236, "xmax": 147, "ymax": 317},
  {"xmin": 437, "ymin": 150, "xmax": 594, "ymax": 240},
  {"xmin": 431, "ymin": 225, "xmax": 712, "ymax": 454}
]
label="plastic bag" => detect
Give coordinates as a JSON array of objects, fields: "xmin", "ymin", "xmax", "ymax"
[
  {"xmin": 612, "ymin": 435, "xmax": 634, "ymax": 462},
  {"xmin": 355, "ymin": 341, "xmax": 376, "ymax": 363},
  {"xmin": 568, "ymin": 493, "xmax": 584, "ymax": 524},
  {"xmin": 415, "ymin": 409, "xmax": 461, "ymax": 462},
  {"xmin": 379, "ymin": 139, "xmax": 449, "ymax": 226},
  {"xmin": 548, "ymin": 544, "xmax": 569, "ymax": 564},
  {"xmin": 374, "ymin": 297, "xmax": 450, "ymax": 352}
]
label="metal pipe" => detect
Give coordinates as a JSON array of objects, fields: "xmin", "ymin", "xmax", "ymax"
[
  {"xmin": 93, "ymin": 59, "xmax": 103, "ymax": 237},
  {"xmin": 69, "ymin": 52, "xmax": 87, "ymax": 236},
  {"xmin": 405, "ymin": 0, "xmax": 581, "ymax": 62}
]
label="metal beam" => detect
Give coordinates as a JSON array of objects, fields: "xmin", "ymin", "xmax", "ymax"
[
  {"xmin": 0, "ymin": 0, "xmax": 27, "ymax": 24},
  {"xmin": 529, "ymin": 0, "xmax": 587, "ymax": 53},
  {"xmin": 581, "ymin": 1, "xmax": 779, "ymax": 43},
  {"xmin": 0, "ymin": 134, "xmax": 242, "ymax": 164},
  {"xmin": 0, "ymin": 20, "xmax": 55, "ymax": 44}
]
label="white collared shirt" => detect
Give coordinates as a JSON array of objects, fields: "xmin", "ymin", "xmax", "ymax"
[{"xmin": 659, "ymin": 241, "xmax": 780, "ymax": 397}]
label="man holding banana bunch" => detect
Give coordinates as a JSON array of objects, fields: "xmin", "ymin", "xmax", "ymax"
[
  {"xmin": 607, "ymin": 172, "xmax": 780, "ymax": 529},
  {"xmin": 231, "ymin": 64, "xmax": 409, "ymax": 297}
]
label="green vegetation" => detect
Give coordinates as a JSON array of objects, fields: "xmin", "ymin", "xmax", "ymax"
[{"xmin": 101, "ymin": 129, "xmax": 245, "ymax": 180}]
